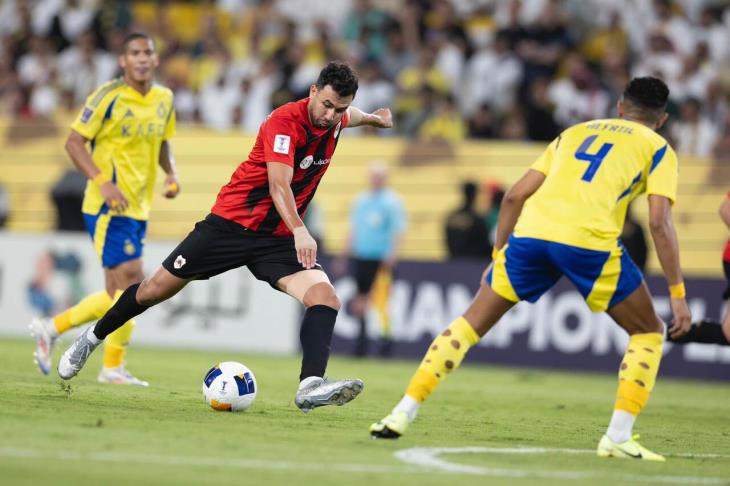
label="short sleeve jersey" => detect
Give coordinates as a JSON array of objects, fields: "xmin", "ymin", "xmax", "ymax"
[
  {"xmin": 212, "ymin": 98, "xmax": 349, "ymax": 236},
  {"xmin": 514, "ymin": 118, "xmax": 678, "ymax": 251},
  {"xmin": 71, "ymin": 78, "xmax": 176, "ymax": 220}
]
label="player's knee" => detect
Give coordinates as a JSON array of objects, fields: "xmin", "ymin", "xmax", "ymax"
[
  {"xmin": 303, "ymin": 283, "xmax": 341, "ymax": 311},
  {"xmin": 137, "ymin": 278, "xmax": 167, "ymax": 306},
  {"xmin": 119, "ymin": 267, "xmax": 144, "ymax": 288}
]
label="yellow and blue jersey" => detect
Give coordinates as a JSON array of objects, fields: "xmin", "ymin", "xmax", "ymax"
[
  {"xmin": 71, "ymin": 77, "xmax": 176, "ymax": 221},
  {"xmin": 72, "ymin": 78, "xmax": 175, "ymax": 267},
  {"xmin": 515, "ymin": 118, "xmax": 677, "ymax": 251},
  {"xmin": 489, "ymin": 118, "xmax": 678, "ymax": 312}
]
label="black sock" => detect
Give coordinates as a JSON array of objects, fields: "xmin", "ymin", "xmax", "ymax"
[
  {"xmin": 669, "ymin": 319, "xmax": 730, "ymax": 345},
  {"xmin": 93, "ymin": 284, "xmax": 150, "ymax": 340},
  {"xmin": 299, "ymin": 305, "xmax": 338, "ymax": 381},
  {"xmin": 355, "ymin": 316, "xmax": 368, "ymax": 356}
]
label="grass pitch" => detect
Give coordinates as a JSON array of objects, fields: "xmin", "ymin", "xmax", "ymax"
[{"xmin": 0, "ymin": 337, "xmax": 728, "ymax": 485}]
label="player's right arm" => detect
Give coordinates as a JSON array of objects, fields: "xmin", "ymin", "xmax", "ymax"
[
  {"xmin": 261, "ymin": 118, "xmax": 317, "ymax": 269},
  {"xmin": 494, "ymin": 169, "xmax": 545, "ymax": 252},
  {"xmin": 68, "ymin": 82, "xmax": 128, "ymax": 212},
  {"xmin": 267, "ymin": 162, "xmax": 317, "ymax": 269},
  {"xmin": 65, "ymin": 129, "xmax": 128, "ymax": 212}
]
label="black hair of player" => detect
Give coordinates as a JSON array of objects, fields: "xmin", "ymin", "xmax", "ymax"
[
  {"xmin": 622, "ymin": 77, "xmax": 669, "ymax": 122},
  {"xmin": 122, "ymin": 32, "xmax": 155, "ymax": 53},
  {"xmin": 315, "ymin": 62, "xmax": 359, "ymax": 98}
]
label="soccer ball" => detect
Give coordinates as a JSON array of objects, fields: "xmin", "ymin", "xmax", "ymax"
[{"xmin": 202, "ymin": 361, "xmax": 257, "ymax": 412}]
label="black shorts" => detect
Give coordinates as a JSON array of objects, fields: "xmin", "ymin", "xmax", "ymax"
[
  {"xmin": 352, "ymin": 258, "xmax": 383, "ymax": 295},
  {"xmin": 723, "ymin": 260, "xmax": 730, "ymax": 300},
  {"xmin": 162, "ymin": 213, "xmax": 324, "ymax": 288}
]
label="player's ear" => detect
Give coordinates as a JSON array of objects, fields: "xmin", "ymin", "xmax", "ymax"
[
  {"xmin": 118, "ymin": 54, "xmax": 126, "ymax": 70},
  {"xmin": 309, "ymin": 84, "xmax": 318, "ymax": 98},
  {"xmin": 655, "ymin": 112, "xmax": 669, "ymax": 130},
  {"xmin": 616, "ymin": 100, "xmax": 624, "ymax": 118}
]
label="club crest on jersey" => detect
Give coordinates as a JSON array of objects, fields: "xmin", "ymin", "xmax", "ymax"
[
  {"xmin": 299, "ymin": 155, "xmax": 314, "ymax": 169},
  {"xmin": 157, "ymin": 101, "xmax": 167, "ymax": 118},
  {"xmin": 274, "ymin": 134, "xmax": 291, "ymax": 154},
  {"xmin": 174, "ymin": 255, "xmax": 186, "ymax": 269}
]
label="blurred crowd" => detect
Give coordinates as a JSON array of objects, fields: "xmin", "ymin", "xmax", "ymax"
[{"xmin": 2, "ymin": 0, "xmax": 730, "ymax": 158}]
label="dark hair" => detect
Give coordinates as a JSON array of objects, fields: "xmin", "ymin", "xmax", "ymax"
[
  {"xmin": 622, "ymin": 77, "xmax": 669, "ymax": 120},
  {"xmin": 315, "ymin": 61, "xmax": 358, "ymax": 98},
  {"xmin": 122, "ymin": 32, "xmax": 154, "ymax": 53}
]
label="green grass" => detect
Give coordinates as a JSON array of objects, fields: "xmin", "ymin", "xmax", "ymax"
[{"xmin": 0, "ymin": 337, "xmax": 728, "ymax": 486}]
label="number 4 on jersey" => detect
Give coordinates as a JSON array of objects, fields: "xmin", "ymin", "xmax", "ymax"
[{"xmin": 575, "ymin": 135, "xmax": 614, "ymax": 182}]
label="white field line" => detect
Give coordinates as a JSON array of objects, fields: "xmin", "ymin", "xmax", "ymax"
[
  {"xmin": 394, "ymin": 447, "xmax": 730, "ymax": 484},
  {"xmin": 0, "ymin": 446, "xmax": 727, "ymax": 485}
]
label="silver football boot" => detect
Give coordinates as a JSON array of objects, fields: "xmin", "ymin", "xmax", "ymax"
[
  {"xmin": 295, "ymin": 377, "xmax": 364, "ymax": 412},
  {"xmin": 58, "ymin": 328, "xmax": 100, "ymax": 380}
]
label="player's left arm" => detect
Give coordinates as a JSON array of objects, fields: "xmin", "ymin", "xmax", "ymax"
[
  {"xmin": 346, "ymin": 106, "xmax": 393, "ymax": 129},
  {"xmin": 158, "ymin": 140, "xmax": 180, "ymax": 198},
  {"xmin": 493, "ymin": 169, "xmax": 546, "ymax": 253}
]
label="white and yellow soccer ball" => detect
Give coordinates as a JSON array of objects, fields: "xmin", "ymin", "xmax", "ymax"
[{"xmin": 202, "ymin": 361, "xmax": 257, "ymax": 412}]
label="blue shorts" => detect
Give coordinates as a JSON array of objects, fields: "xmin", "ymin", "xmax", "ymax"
[
  {"xmin": 83, "ymin": 208, "xmax": 147, "ymax": 268},
  {"xmin": 486, "ymin": 236, "xmax": 643, "ymax": 312}
]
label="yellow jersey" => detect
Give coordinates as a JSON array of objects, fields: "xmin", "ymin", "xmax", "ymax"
[
  {"xmin": 514, "ymin": 118, "xmax": 678, "ymax": 251},
  {"xmin": 71, "ymin": 77, "xmax": 176, "ymax": 220}
]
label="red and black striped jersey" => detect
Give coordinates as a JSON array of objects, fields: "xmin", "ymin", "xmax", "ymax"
[{"xmin": 211, "ymin": 98, "xmax": 349, "ymax": 236}]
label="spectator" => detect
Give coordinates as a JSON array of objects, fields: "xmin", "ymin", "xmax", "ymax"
[
  {"xmin": 418, "ymin": 94, "xmax": 465, "ymax": 142},
  {"xmin": 444, "ymin": 181, "xmax": 490, "ymax": 260},
  {"xmin": 671, "ymin": 97, "xmax": 719, "ymax": 158},
  {"xmin": 467, "ymin": 103, "xmax": 496, "ymax": 139}
]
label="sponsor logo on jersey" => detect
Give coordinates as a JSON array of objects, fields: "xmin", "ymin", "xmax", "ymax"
[{"xmin": 299, "ymin": 155, "xmax": 330, "ymax": 169}]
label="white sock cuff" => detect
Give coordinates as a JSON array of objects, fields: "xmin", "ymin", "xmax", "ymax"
[
  {"xmin": 298, "ymin": 376, "xmax": 324, "ymax": 390},
  {"xmin": 86, "ymin": 327, "xmax": 102, "ymax": 345},
  {"xmin": 606, "ymin": 409, "xmax": 636, "ymax": 443},
  {"xmin": 393, "ymin": 394, "xmax": 420, "ymax": 422}
]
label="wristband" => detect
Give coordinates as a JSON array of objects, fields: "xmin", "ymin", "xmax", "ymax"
[
  {"xmin": 92, "ymin": 173, "xmax": 109, "ymax": 186},
  {"xmin": 669, "ymin": 282, "xmax": 686, "ymax": 299}
]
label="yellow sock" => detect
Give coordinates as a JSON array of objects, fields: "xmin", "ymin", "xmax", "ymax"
[
  {"xmin": 614, "ymin": 332, "xmax": 663, "ymax": 415},
  {"xmin": 371, "ymin": 269, "xmax": 392, "ymax": 337},
  {"xmin": 104, "ymin": 320, "xmax": 135, "ymax": 368},
  {"xmin": 405, "ymin": 316, "xmax": 481, "ymax": 402},
  {"xmin": 53, "ymin": 290, "xmax": 113, "ymax": 334}
]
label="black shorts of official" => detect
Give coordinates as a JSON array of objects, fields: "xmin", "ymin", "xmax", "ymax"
[
  {"xmin": 352, "ymin": 258, "xmax": 383, "ymax": 295},
  {"xmin": 162, "ymin": 213, "xmax": 325, "ymax": 288},
  {"xmin": 723, "ymin": 260, "xmax": 730, "ymax": 300}
]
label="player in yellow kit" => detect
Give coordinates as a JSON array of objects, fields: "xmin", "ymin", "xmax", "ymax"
[
  {"xmin": 29, "ymin": 33, "xmax": 180, "ymax": 386},
  {"xmin": 370, "ymin": 77, "xmax": 692, "ymax": 461}
]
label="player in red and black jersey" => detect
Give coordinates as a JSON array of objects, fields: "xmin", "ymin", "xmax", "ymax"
[
  {"xmin": 669, "ymin": 193, "xmax": 730, "ymax": 346},
  {"xmin": 57, "ymin": 62, "xmax": 394, "ymax": 411}
]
